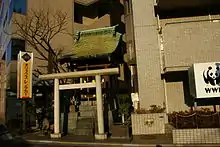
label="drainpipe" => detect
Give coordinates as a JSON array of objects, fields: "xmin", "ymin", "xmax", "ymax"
[{"xmin": 156, "ymin": 14, "xmax": 169, "ymax": 113}]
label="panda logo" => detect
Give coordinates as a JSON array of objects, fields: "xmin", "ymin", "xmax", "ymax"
[{"xmin": 203, "ymin": 66, "xmax": 220, "ymax": 86}]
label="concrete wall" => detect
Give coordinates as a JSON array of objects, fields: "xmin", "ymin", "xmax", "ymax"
[
  {"xmin": 173, "ymin": 128, "xmax": 220, "ymax": 144},
  {"xmin": 6, "ymin": 0, "xmax": 74, "ymax": 90},
  {"xmin": 160, "ymin": 15, "xmax": 220, "ymax": 112},
  {"xmin": 161, "ymin": 15, "xmax": 220, "ymax": 71},
  {"xmin": 27, "ymin": 0, "xmax": 74, "ymax": 55},
  {"xmin": 131, "ymin": 0, "xmax": 165, "ymax": 109},
  {"xmin": 131, "ymin": 113, "xmax": 168, "ymax": 135},
  {"xmin": 166, "ymin": 81, "xmax": 189, "ymax": 112}
]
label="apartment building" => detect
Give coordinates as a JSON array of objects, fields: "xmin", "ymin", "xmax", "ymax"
[
  {"xmin": 0, "ymin": 0, "xmax": 13, "ymax": 121},
  {"xmin": 0, "ymin": 0, "xmax": 74, "ymax": 122},
  {"xmin": 124, "ymin": 0, "xmax": 220, "ymax": 112}
]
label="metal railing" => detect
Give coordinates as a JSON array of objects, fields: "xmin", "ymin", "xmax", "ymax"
[{"xmin": 168, "ymin": 111, "xmax": 220, "ymax": 129}]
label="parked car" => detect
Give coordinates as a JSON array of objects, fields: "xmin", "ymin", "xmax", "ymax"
[{"xmin": 0, "ymin": 123, "xmax": 35, "ymax": 147}]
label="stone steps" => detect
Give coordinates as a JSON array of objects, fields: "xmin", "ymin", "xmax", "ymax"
[
  {"xmin": 74, "ymin": 117, "xmax": 94, "ymax": 136},
  {"xmin": 77, "ymin": 118, "xmax": 94, "ymax": 129},
  {"xmin": 79, "ymin": 111, "xmax": 96, "ymax": 117},
  {"xmin": 79, "ymin": 106, "xmax": 97, "ymax": 112},
  {"xmin": 74, "ymin": 128, "xmax": 93, "ymax": 136},
  {"xmin": 73, "ymin": 105, "xmax": 96, "ymax": 136}
]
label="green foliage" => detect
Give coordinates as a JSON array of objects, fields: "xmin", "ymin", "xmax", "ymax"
[
  {"xmin": 117, "ymin": 94, "xmax": 132, "ymax": 117},
  {"xmin": 149, "ymin": 105, "xmax": 166, "ymax": 113},
  {"xmin": 136, "ymin": 105, "xmax": 166, "ymax": 114}
]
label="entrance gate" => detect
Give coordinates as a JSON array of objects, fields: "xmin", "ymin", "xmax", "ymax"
[{"xmin": 39, "ymin": 68, "xmax": 119, "ymax": 139}]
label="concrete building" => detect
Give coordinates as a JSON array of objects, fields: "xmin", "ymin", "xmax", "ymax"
[
  {"xmin": 124, "ymin": 0, "xmax": 220, "ymax": 112},
  {"xmin": 0, "ymin": 0, "xmax": 13, "ymax": 121},
  {"xmin": 0, "ymin": 0, "xmax": 75, "ymax": 123}
]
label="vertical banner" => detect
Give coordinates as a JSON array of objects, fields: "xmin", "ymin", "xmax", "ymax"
[{"xmin": 17, "ymin": 51, "xmax": 33, "ymax": 99}]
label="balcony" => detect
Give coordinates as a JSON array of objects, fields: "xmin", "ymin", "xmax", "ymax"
[
  {"xmin": 74, "ymin": 14, "xmax": 111, "ymax": 31},
  {"xmin": 157, "ymin": 0, "xmax": 220, "ymax": 10}
]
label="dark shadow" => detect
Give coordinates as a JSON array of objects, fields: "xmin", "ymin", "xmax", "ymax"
[
  {"xmin": 196, "ymin": 97, "xmax": 220, "ymax": 106},
  {"xmin": 109, "ymin": 0, "xmax": 124, "ymax": 26},
  {"xmin": 156, "ymin": 1, "xmax": 220, "ymax": 19},
  {"xmin": 104, "ymin": 94, "xmax": 109, "ymax": 133},
  {"xmin": 60, "ymin": 90, "xmax": 73, "ymax": 135},
  {"xmin": 115, "ymin": 22, "xmax": 125, "ymax": 35},
  {"xmin": 74, "ymin": 0, "xmax": 124, "ymax": 25}
]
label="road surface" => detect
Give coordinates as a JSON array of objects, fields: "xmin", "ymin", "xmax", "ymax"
[{"xmin": 29, "ymin": 143, "xmax": 220, "ymax": 147}]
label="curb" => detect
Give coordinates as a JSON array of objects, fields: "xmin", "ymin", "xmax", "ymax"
[{"xmin": 27, "ymin": 139, "xmax": 175, "ymax": 146}]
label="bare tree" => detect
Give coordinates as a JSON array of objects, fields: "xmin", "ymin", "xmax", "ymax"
[{"xmin": 12, "ymin": 8, "xmax": 71, "ymax": 76}]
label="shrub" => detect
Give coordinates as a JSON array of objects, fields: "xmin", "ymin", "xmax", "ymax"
[
  {"xmin": 117, "ymin": 94, "xmax": 132, "ymax": 119},
  {"xmin": 168, "ymin": 109, "xmax": 220, "ymax": 129},
  {"xmin": 136, "ymin": 105, "xmax": 165, "ymax": 114}
]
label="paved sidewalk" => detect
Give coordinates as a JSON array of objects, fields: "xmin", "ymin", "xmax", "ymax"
[
  {"xmin": 27, "ymin": 140, "xmax": 173, "ymax": 147},
  {"xmin": 20, "ymin": 131, "xmax": 220, "ymax": 147},
  {"xmin": 21, "ymin": 131, "xmax": 174, "ymax": 146}
]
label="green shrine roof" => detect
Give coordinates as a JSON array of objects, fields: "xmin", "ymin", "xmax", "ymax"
[{"xmin": 61, "ymin": 25, "xmax": 122, "ymax": 60}]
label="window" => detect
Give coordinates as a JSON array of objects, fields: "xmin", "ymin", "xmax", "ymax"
[
  {"xmin": 3, "ymin": 11, "xmax": 7, "ymax": 28},
  {"xmin": 11, "ymin": 39, "xmax": 25, "ymax": 60},
  {"xmin": 13, "ymin": 0, "xmax": 27, "ymax": 14},
  {"xmin": 74, "ymin": 3, "xmax": 83, "ymax": 24},
  {"xmin": 9, "ymin": 0, "xmax": 13, "ymax": 21},
  {"xmin": 6, "ymin": 40, "xmax": 11, "ymax": 65},
  {"xmin": 0, "ymin": 2, "xmax": 4, "ymax": 25}
]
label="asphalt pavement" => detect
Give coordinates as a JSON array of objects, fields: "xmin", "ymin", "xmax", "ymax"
[
  {"xmin": 27, "ymin": 142, "xmax": 220, "ymax": 147},
  {"xmin": 28, "ymin": 142, "xmax": 220, "ymax": 147},
  {"xmin": 30, "ymin": 144, "xmax": 163, "ymax": 147}
]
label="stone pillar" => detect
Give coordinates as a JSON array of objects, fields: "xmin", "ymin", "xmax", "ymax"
[
  {"xmin": 95, "ymin": 75, "xmax": 107, "ymax": 139},
  {"xmin": 131, "ymin": 0, "xmax": 165, "ymax": 109},
  {"xmin": 51, "ymin": 78, "xmax": 61, "ymax": 138}
]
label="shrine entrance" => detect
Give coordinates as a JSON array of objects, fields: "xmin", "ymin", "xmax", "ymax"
[{"xmin": 39, "ymin": 68, "xmax": 119, "ymax": 140}]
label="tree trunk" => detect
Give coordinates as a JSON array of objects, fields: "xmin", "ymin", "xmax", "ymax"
[{"xmin": 48, "ymin": 49, "xmax": 54, "ymax": 74}]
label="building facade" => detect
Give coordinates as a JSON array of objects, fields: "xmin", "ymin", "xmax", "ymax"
[
  {"xmin": 0, "ymin": 0, "xmax": 74, "ymax": 122},
  {"xmin": 124, "ymin": 0, "xmax": 220, "ymax": 112}
]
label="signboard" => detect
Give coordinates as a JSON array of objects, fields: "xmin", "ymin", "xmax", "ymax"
[
  {"xmin": 188, "ymin": 62, "xmax": 220, "ymax": 98},
  {"xmin": 17, "ymin": 51, "xmax": 33, "ymax": 99}
]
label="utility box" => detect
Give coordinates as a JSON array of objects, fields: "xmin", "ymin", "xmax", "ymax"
[{"xmin": 188, "ymin": 62, "xmax": 220, "ymax": 99}]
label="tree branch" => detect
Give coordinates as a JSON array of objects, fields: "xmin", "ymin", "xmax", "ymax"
[{"xmin": 12, "ymin": 8, "xmax": 69, "ymax": 76}]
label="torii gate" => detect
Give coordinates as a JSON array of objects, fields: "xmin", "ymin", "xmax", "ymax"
[{"xmin": 39, "ymin": 68, "xmax": 119, "ymax": 140}]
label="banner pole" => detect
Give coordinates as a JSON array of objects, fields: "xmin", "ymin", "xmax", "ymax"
[{"xmin": 22, "ymin": 100, "xmax": 26, "ymax": 132}]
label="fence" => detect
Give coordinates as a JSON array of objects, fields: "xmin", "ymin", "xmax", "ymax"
[{"xmin": 168, "ymin": 111, "xmax": 220, "ymax": 129}]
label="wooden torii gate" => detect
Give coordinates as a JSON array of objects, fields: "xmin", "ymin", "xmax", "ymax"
[{"xmin": 39, "ymin": 68, "xmax": 119, "ymax": 140}]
